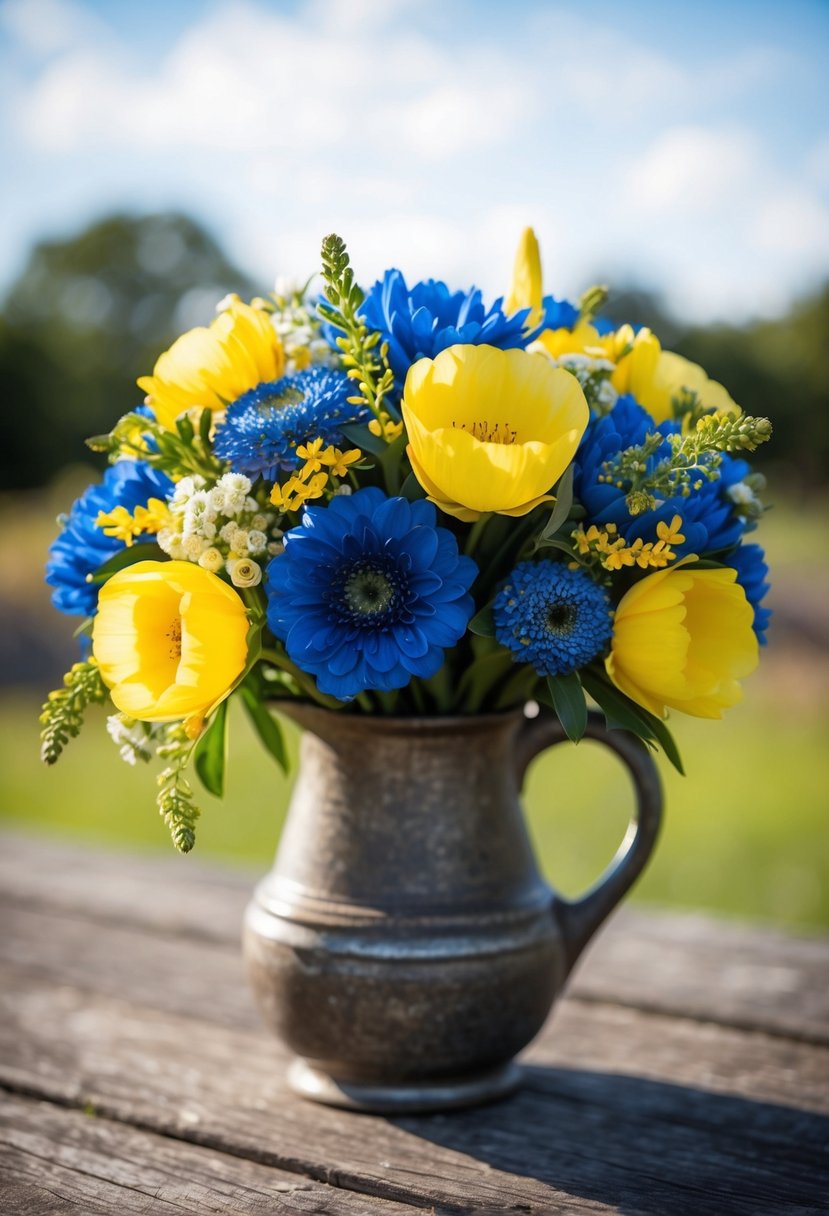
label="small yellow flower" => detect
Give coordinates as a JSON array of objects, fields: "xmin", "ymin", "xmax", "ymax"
[
  {"xmin": 321, "ymin": 446, "xmax": 361, "ymax": 478},
  {"xmin": 402, "ymin": 344, "xmax": 589, "ymax": 521},
  {"xmin": 656, "ymin": 515, "xmax": 686, "ymax": 546},
  {"xmin": 137, "ymin": 299, "xmax": 285, "ymax": 431},
  {"xmin": 368, "ymin": 414, "xmax": 404, "ymax": 442},
  {"xmin": 607, "ymin": 561, "xmax": 758, "ymax": 719},
  {"xmin": 296, "ymin": 437, "xmax": 326, "ymax": 473},
  {"xmin": 92, "ymin": 560, "xmax": 249, "ymax": 722}
]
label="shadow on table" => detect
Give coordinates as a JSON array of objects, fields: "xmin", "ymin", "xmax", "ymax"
[{"xmin": 394, "ymin": 1066, "xmax": 828, "ymax": 1216}]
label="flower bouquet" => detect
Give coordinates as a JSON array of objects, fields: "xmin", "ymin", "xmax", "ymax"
[{"xmin": 42, "ymin": 229, "xmax": 771, "ymax": 854}]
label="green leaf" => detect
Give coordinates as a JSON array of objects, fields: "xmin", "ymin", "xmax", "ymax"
[
  {"xmin": 545, "ymin": 672, "xmax": 588, "ymax": 742},
  {"xmin": 87, "ymin": 543, "xmax": 167, "ymax": 585},
  {"xmin": 468, "ymin": 602, "xmax": 496, "ymax": 638},
  {"xmin": 539, "ymin": 465, "xmax": 574, "ymax": 542},
  {"xmin": 340, "ymin": 422, "xmax": 387, "ymax": 455},
  {"xmin": 199, "ymin": 408, "xmax": 213, "ymax": 446},
  {"xmin": 176, "ymin": 414, "xmax": 195, "ymax": 443},
  {"xmin": 400, "ymin": 472, "xmax": 427, "ymax": 502},
  {"xmin": 239, "ymin": 681, "xmax": 289, "ymax": 774},
  {"xmin": 580, "ymin": 669, "xmax": 684, "ymax": 775},
  {"xmin": 193, "ymin": 699, "xmax": 228, "ymax": 797}
]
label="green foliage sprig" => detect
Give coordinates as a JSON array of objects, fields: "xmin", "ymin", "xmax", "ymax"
[
  {"xmin": 156, "ymin": 723, "xmax": 201, "ymax": 853},
  {"xmin": 40, "ymin": 660, "xmax": 108, "ymax": 764},
  {"xmin": 602, "ymin": 413, "xmax": 773, "ymax": 516},
  {"xmin": 317, "ymin": 233, "xmax": 395, "ymax": 426},
  {"xmin": 88, "ymin": 407, "xmax": 225, "ymax": 481}
]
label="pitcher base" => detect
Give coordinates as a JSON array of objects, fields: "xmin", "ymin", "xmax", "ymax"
[{"xmin": 287, "ymin": 1058, "xmax": 523, "ymax": 1114}]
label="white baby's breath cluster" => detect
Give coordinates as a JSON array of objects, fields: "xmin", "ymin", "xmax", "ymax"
[
  {"xmin": 157, "ymin": 471, "xmax": 281, "ymax": 587},
  {"xmin": 270, "ymin": 277, "xmax": 338, "ymax": 374},
  {"xmin": 552, "ymin": 353, "xmax": 619, "ymax": 416},
  {"xmin": 106, "ymin": 714, "xmax": 162, "ymax": 765}
]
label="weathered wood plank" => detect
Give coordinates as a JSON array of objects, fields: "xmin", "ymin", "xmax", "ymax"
[
  {"xmin": 0, "ymin": 1092, "xmax": 423, "ymax": 1215},
  {"xmin": 2, "ymin": 830, "xmax": 827, "ymax": 1043},
  {"xmin": 1, "ymin": 965, "xmax": 826, "ymax": 1215}
]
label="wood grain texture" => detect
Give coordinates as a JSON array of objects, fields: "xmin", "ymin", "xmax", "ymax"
[
  {"xmin": 0, "ymin": 1093, "xmax": 422, "ymax": 1215},
  {"xmin": 1, "ymin": 832, "xmax": 827, "ymax": 1216},
  {"xmin": 1, "ymin": 965, "xmax": 827, "ymax": 1215},
  {"xmin": 1, "ymin": 829, "xmax": 826, "ymax": 1042}
]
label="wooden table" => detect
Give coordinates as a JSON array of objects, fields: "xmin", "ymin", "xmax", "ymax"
[{"xmin": 1, "ymin": 830, "xmax": 827, "ymax": 1215}]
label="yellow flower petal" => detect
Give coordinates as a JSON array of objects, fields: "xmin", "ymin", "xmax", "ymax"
[
  {"xmin": 138, "ymin": 301, "xmax": 285, "ymax": 431},
  {"xmin": 607, "ymin": 563, "xmax": 758, "ymax": 720},
  {"xmin": 92, "ymin": 561, "xmax": 249, "ymax": 721},
  {"xmin": 402, "ymin": 345, "xmax": 588, "ymax": 519}
]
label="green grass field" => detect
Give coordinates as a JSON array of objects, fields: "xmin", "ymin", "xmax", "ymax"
[{"xmin": 2, "ymin": 485, "xmax": 828, "ymax": 930}]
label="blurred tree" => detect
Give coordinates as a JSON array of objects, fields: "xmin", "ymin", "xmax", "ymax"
[
  {"xmin": 679, "ymin": 286, "xmax": 829, "ymax": 489},
  {"xmin": 0, "ymin": 213, "xmax": 257, "ymax": 489}
]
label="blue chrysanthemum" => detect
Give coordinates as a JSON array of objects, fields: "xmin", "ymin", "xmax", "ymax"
[
  {"xmin": 266, "ymin": 487, "xmax": 477, "ymax": 700},
  {"xmin": 729, "ymin": 542, "xmax": 771, "ymax": 645},
  {"xmin": 214, "ymin": 368, "xmax": 371, "ymax": 479},
  {"xmin": 45, "ymin": 460, "xmax": 174, "ymax": 617},
  {"xmin": 493, "ymin": 561, "xmax": 613, "ymax": 677},
  {"xmin": 574, "ymin": 395, "xmax": 748, "ymax": 558},
  {"xmin": 339, "ymin": 269, "xmax": 574, "ymax": 392}
]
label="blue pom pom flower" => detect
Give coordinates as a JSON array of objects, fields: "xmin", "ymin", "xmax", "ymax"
[
  {"xmin": 214, "ymin": 368, "xmax": 371, "ymax": 479},
  {"xmin": 493, "ymin": 561, "xmax": 613, "ymax": 677},
  {"xmin": 351, "ymin": 269, "xmax": 555, "ymax": 391},
  {"xmin": 46, "ymin": 460, "xmax": 174, "ymax": 617},
  {"xmin": 266, "ymin": 487, "xmax": 477, "ymax": 700}
]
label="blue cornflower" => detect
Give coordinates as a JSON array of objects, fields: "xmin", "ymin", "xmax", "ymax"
[
  {"xmin": 729, "ymin": 542, "xmax": 771, "ymax": 645},
  {"xmin": 214, "ymin": 368, "xmax": 371, "ymax": 479},
  {"xmin": 493, "ymin": 561, "xmax": 613, "ymax": 677},
  {"xmin": 343, "ymin": 269, "xmax": 571, "ymax": 391},
  {"xmin": 265, "ymin": 487, "xmax": 477, "ymax": 700},
  {"xmin": 45, "ymin": 460, "xmax": 174, "ymax": 617},
  {"xmin": 574, "ymin": 395, "xmax": 747, "ymax": 558}
]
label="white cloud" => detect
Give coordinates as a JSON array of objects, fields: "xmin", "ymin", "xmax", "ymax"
[
  {"xmin": 1, "ymin": 0, "xmax": 827, "ymax": 323},
  {"xmin": 623, "ymin": 126, "xmax": 761, "ymax": 216},
  {"xmin": 0, "ymin": 0, "xmax": 107, "ymax": 59}
]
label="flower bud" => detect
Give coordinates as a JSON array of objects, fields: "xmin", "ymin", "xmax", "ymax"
[{"xmin": 229, "ymin": 558, "xmax": 262, "ymax": 588}]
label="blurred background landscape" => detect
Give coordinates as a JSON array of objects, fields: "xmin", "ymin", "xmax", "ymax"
[{"xmin": 1, "ymin": 0, "xmax": 827, "ymax": 928}]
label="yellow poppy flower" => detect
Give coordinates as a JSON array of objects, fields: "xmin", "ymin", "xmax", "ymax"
[
  {"xmin": 402, "ymin": 344, "xmax": 589, "ymax": 521},
  {"xmin": 92, "ymin": 560, "xmax": 249, "ymax": 721},
  {"xmin": 607, "ymin": 562, "xmax": 758, "ymax": 719},
  {"xmin": 137, "ymin": 299, "xmax": 285, "ymax": 431}
]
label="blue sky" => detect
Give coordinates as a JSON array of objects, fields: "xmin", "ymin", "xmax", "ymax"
[{"xmin": 2, "ymin": 0, "xmax": 828, "ymax": 323}]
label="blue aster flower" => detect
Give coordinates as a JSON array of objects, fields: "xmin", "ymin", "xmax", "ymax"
[
  {"xmin": 493, "ymin": 561, "xmax": 613, "ymax": 677},
  {"xmin": 574, "ymin": 395, "xmax": 747, "ymax": 558},
  {"xmin": 728, "ymin": 542, "xmax": 771, "ymax": 645},
  {"xmin": 214, "ymin": 368, "xmax": 371, "ymax": 479},
  {"xmin": 344, "ymin": 269, "xmax": 569, "ymax": 392},
  {"xmin": 265, "ymin": 487, "xmax": 477, "ymax": 700},
  {"xmin": 45, "ymin": 460, "xmax": 174, "ymax": 617}
]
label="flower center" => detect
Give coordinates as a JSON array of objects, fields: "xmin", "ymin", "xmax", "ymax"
[
  {"xmin": 166, "ymin": 618, "xmax": 182, "ymax": 659},
  {"xmin": 544, "ymin": 601, "xmax": 577, "ymax": 635},
  {"xmin": 343, "ymin": 566, "xmax": 395, "ymax": 616},
  {"xmin": 452, "ymin": 420, "xmax": 517, "ymax": 444}
]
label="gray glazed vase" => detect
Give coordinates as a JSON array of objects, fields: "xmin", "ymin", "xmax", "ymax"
[{"xmin": 243, "ymin": 704, "xmax": 662, "ymax": 1114}]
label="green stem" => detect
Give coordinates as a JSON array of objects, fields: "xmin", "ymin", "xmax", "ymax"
[
  {"xmin": 259, "ymin": 648, "xmax": 343, "ymax": 711},
  {"xmin": 464, "ymin": 514, "xmax": 492, "ymax": 557}
]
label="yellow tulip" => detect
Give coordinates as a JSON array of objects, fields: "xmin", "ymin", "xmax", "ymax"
[
  {"xmin": 607, "ymin": 562, "xmax": 758, "ymax": 719},
  {"xmin": 137, "ymin": 299, "xmax": 285, "ymax": 431},
  {"xmin": 92, "ymin": 560, "xmax": 249, "ymax": 721},
  {"xmin": 402, "ymin": 344, "xmax": 589, "ymax": 521}
]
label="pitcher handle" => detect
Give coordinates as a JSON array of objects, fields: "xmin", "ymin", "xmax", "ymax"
[{"xmin": 516, "ymin": 708, "xmax": 663, "ymax": 977}]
